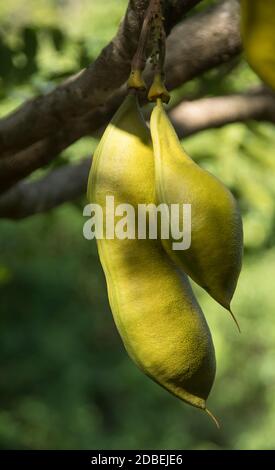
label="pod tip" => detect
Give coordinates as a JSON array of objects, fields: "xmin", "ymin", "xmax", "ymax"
[
  {"xmin": 205, "ymin": 408, "xmax": 220, "ymax": 429},
  {"xmin": 228, "ymin": 307, "xmax": 241, "ymax": 333}
]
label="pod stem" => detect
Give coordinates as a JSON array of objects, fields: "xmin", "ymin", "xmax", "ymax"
[
  {"xmin": 205, "ymin": 408, "xmax": 220, "ymax": 429},
  {"xmin": 147, "ymin": 1, "xmax": 170, "ymax": 102},
  {"xmin": 127, "ymin": 0, "xmax": 161, "ymax": 91}
]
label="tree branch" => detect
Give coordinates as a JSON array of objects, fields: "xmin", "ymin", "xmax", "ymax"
[
  {"xmin": 0, "ymin": 0, "xmax": 201, "ymax": 158},
  {"xmin": 0, "ymin": 0, "xmax": 242, "ymax": 193},
  {"xmin": 0, "ymin": 96, "xmax": 120, "ymax": 192},
  {"xmin": 170, "ymin": 87, "xmax": 275, "ymax": 137},
  {"xmin": 165, "ymin": 0, "xmax": 241, "ymax": 90},
  {"xmin": 1, "ymin": 87, "xmax": 275, "ymax": 220},
  {"xmin": 0, "ymin": 159, "xmax": 91, "ymax": 219}
]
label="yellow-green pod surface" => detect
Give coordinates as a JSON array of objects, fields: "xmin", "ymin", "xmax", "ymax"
[
  {"xmin": 241, "ymin": 0, "xmax": 275, "ymax": 90},
  {"xmin": 150, "ymin": 100, "xmax": 243, "ymax": 316},
  {"xmin": 87, "ymin": 94, "xmax": 216, "ymax": 413}
]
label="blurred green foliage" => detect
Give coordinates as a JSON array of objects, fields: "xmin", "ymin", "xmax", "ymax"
[{"xmin": 0, "ymin": 0, "xmax": 275, "ymax": 450}]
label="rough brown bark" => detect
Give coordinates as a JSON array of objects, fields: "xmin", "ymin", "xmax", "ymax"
[{"xmin": 164, "ymin": 0, "xmax": 241, "ymax": 89}]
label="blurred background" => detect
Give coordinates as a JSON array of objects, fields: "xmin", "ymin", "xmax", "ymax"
[{"xmin": 1, "ymin": 0, "xmax": 275, "ymax": 450}]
